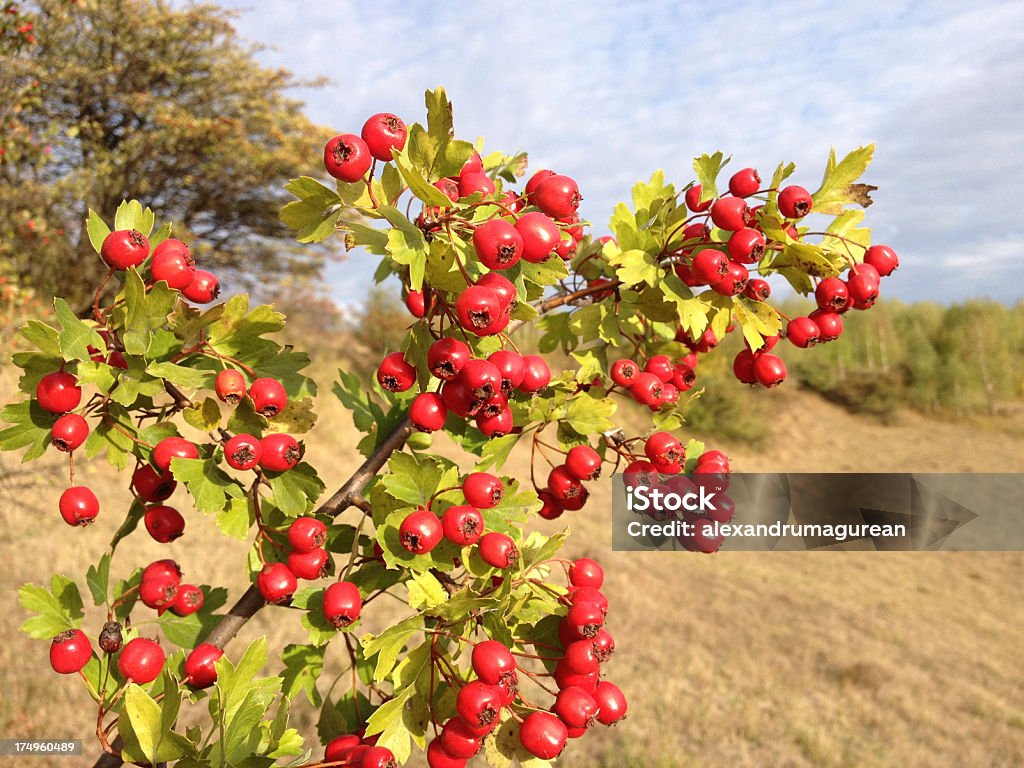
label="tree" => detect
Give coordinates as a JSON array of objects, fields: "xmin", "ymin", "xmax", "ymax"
[
  {"xmin": 0, "ymin": 0, "xmax": 335, "ymax": 309},
  {"xmin": 3, "ymin": 88, "xmax": 894, "ymax": 766}
]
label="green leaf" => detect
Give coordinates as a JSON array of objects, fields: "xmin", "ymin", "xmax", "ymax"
[
  {"xmin": 20, "ymin": 320, "xmax": 62, "ymax": 358},
  {"xmin": 610, "ymin": 248, "xmax": 660, "ymax": 287},
  {"xmin": 361, "ymin": 616, "xmax": 423, "ymax": 683},
  {"xmin": 113, "ymin": 199, "xmax": 156, "ymax": 235},
  {"xmin": 18, "ymin": 574, "xmax": 84, "ymax": 639},
  {"xmin": 392, "ymin": 149, "xmax": 455, "ymax": 207},
  {"xmin": 381, "ymin": 207, "xmax": 428, "ymax": 291},
  {"xmin": 407, "ymin": 571, "xmax": 448, "ymax": 611},
  {"xmin": 0, "ymin": 400, "xmax": 56, "ymax": 461},
  {"xmin": 280, "ymin": 644, "xmax": 324, "ymax": 706},
  {"xmin": 183, "ymin": 397, "xmax": 223, "ymax": 432},
  {"xmin": 169, "ymin": 457, "xmax": 243, "ymax": 516},
  {"xmin": 475, "ymin": 433, "xmax": 520, "ymax": 473},
  {"xmin": 381, "ymin": 452, "xmax": 454, "ymax": 508},
  {"xmin": 119, "ymin": 683, "xmax": 191, "ymax": 764},
  {"xmin": 216, "ymin": 496, "xmax": 253, "ymax": 540},
  {"xmin": 121, "ymin": 269, "xmax": 178, "ymax": 356},
  {"xmin": 53, "ymin": 298, "xmax": 105, "ymax": 363},
  {"xmin": 812, "ymin": 145, "xmax": 877, "ymax": 214},
  {"xmin": 693, "ymin": 151, "xmax": 729, "ymax": 202},
  {"xmin": 86, "ymin": 209, "xmax": 111, "ymax": 253},
  {"xmin": 280, "ymin": 176, "xmax": 343, "ymax": 243},
  {"xmin": 146, "ymin": 361, "xmax": 212, "ymax": 390},
  {"xmin": 565, "ymin": 396, "xmax": 616, "ymax": 435},
  {"xmin": 266, "ymin": 461, "xmax": 325, "ymax": 517},
  {"xmin": 86, "ymin": 553, "xmax": 111, "ymax": 607}
]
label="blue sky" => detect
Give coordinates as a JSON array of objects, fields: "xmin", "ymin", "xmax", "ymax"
[{"xmin": 214, "ymin": 0, "xmax": 1024, "ymax": 305}]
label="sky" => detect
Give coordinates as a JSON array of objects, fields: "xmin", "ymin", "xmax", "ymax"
[{"xmin": 212, "ymin": 0, "xmax": 1024, "ymax": 305}]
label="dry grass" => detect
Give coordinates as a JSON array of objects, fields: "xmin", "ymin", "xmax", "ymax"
[{"xmin": 2, "ymin": 374, "xmax": 1023, "ymax": 768}]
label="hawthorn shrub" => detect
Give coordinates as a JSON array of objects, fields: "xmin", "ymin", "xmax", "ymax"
[{"xmin": 2, "ymin": 87, "xmax": 895, "ymax": 767}]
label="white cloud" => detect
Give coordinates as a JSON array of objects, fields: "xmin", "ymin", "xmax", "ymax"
[{"xmin": 213, "ymin": 0, "xmax": 1024, "ymax": 303}]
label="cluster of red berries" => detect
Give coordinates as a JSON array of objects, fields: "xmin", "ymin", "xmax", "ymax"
[
  {"xmin": 321, "ymin": 734, "xmax": 394, "ymax": 768},
  {"xmin": 138, "ymin": 558, "xmax": 204, "ymax": 616},
  {"xmin": 324, "ymin": 113, "xmax": 409, "ymax": 183},
  {"xmin": 608, "ymin": 352, "xmax": 698, "ymax": 411},
  {"xmin": 537, "ymin": 445, "xmax": 603, "ymax": 519},
  {"xmin": 101, "ymin": 232, "xmax": 219, "ymax": 304},
  {"xmin": 396, "ymin": 473, "xmax": 519, "ymax": 570},
  {"xmin": 379, "ymin": 336, "xmax": 550, "ymax": 437}
]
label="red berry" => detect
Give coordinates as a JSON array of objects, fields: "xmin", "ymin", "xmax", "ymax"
[
  {"xmin": 139, "ymin": 576, "xmax": 178, "ymax": 612},
  {"xmin": 554, "ymin": 659, "xmax": 599, "ymax": 693},
  {"xmin": 810, "ymin": 309, "xmax": 844, "ymax": 341},
  {"xmin": 710, "ymin": 197, "xmax": 750, "ymax": 231},
  {"xmin": 471, "ymin": 640, "xmax": 516, "ymax": 686},
  {"xmin": 359, "ymin": 746, "xmax": 396, "ymax": 768},
  {"xmin": 49, "ymin": 629, "xmax": 92, "ymax": 674},
  {"xmin": 184, "ymin": 643, "xmax": 223, "ymax": 688},
  {"xmin": 410, "ymin": 392, "xmax": 447, "ymax": 432},
  {"xmin": 426, "ymin": 739, "xmax": 467, "ymax": 768},
  {"xmin": 145, "ymin": 505, "xmax": 185, "ymax": 543},
  {"xmin": 728, "ymin": 167, "xmax": 761, "ymax": 198},
  {"xmin": 672, "ymin": 363, "xmax": 696, "ymax": 391},
  {"xmin": 288, "ymin": 516, "xmax": 327, "ymax": 553},
  {"xmin": 428, "ymin": 338, "xmax": 472, "ymax": 381},
  {"xmin": 442, "ymin": 505, "xmax": 484, "ymax": 546},
  {"xmin": 787, "ymin": 316, "xmax": 821, "ymax": 348},
  {"xmin": 815, "ymin": 277, "xmax": 850, "ymax": 312},
  {"xmin": 565, "ymin": 601, "xmax": 605, "ymax": 639},
  {"xmin": 753, "ymin": 353, "xmax": 787, "ymax": 388},
  {"xmin": 554, "ymin": 686, "xmax": 599, "ymax": 730},
  {"xmin": 733, "ymin": 349, "xmax": 757, "ymax": 383},
  {"xmin": 547, "ymin": 465, "xmax": 584, "ymax": 504},
  {"xmin": 591, "ymin": 629, "xmax": 616, "ymax": 661},
  {"xmin": 118, "ymin": 637, "xmax": 165, "ymax": 684},
  {"xmin": 645, "ymin": 431, "xmax": 683, "ymax": 466},
  {"xmin": 727, "ymin": 227, "xmax": 766, "ymax": 263},
  {"xmin": 259, "ymin": 433, "xmax": 302, "ymax": 472},
  {"xmin": 744, "ymin": 278, "xmax": 771, "ymax": 302},
  {"xmin": 684, "ymin": 184, "xmax": 712, "ymax": 212},
  {"xmin": 51, "ymin": 413, "xmax": 89, "ymax": 452},
  {"xmin": 712, "ymin": 261, "xmax": 749, "ymax": 296},
  {"xmin": 533, "ymin": 174, "xmax": 580, "ymax": 218},
  {"xmin": 691, "ymin": 248, "xmax": 729, "ymax": 284},
  {"xmin": 456, "ymin": 681, "xmax": 502, "ymax": 734},
  {"xmin": 476, "ymin": 272, "xmax": 516, "ymax": 308},
  {"xmin": 101, "ymin": 229, "xmax": 150, "ymax": 270},
  {"xmin": 324, "ymin": 735, "xmax": 362, "ymax": 763},
  {"xmin": 458, "ymin": 172, "xmax": 495, "ymax": 198},
  {"xmin": 405, "ymin": 288, "xmax": 429, "ymax": 317},
  {"xmin": 36, "ymin": 371, "xmax": 82, "ymax": 413},
  {"xmin": 778, "ymin": 185, "xmax": 813, "ymax": 218},
  {"xmin": 476, "ymin": 405, "xmax": 513, "ymax": 437},
  {"xmin": 593, "ymin": 681, "xmax": 628, "ymax": 725},
  {"xmin": 519, "ymin": 711, "xmax": 567, "ymax": 760},
  {"xmin": 324, "ymin": 134, "xmax": 372, "ymax": 182},
  {"xmin": 287, "ymin": 547, "xmax": 330, "ymax": 580},
  {"xmin": 518, "ymin": 354, "xmax": 551, "ymax": 393},
  {"xmin": 537, "ymin": 491, "xmax": 564, "ymax": 519},
  {"xmin": 478, "ymin": 532, "xmax": 519, "ymax": 569},
  {"xmin": 224, "ymin": 433, "xmax": 262, "ymax": 471},
  {"xmin": 455, "ymin": 286, "xmax": 502, "ymax": 335},
  {"xmin": 569, "ymin": 557, "xmax": 604, "ymax": 588},
  {"xmin": 487, "ymin": 350, "xmax": 525, "ymax": 394},
  {"xmin": 142, "ymin": 559, "xmax": 181, "ymax": 585},
  {"xmin": 376, "ymin": 351, "xmax": 416, "ymax": 393},
  {"xmin": 515, "ymin": 212, "xmax": 561, "ymax": 263},
  {"xmin": 460, "ymin": 359, "xmax": 502, "ymax": 399},
  {"xmin": 440, "ymin": 717, "xmax": 482, "ymax": 760},
  {"xmin": 610, "ymin": 359, "xmax": 639, "ymax": 388},
  {"xmin": 215, "ymin": 369, "xmax": 247, "ymax": 404},
  {"xmin": 564, "ymin": 639, "xmax": 600, "ymax": 675},
  {"xmin": 461, "ymin": 151, "xmax": 484, "ymax": 176},
  {"xmin": 150, "ymin": 238, "xmax": 195, "ymax": 289},
  {"xmin": 473, "ymin": 219, "xmax": 523, "ymax": 270},
  {"xmin": 864, "ymin": 244, "xmax": 899, "ymax": 276},
  {"xmin": 59, "ymin": 485, "xmax": 99, "ymax": 526},
  {"xmin": 643, "ymin": 354, "xmax": 674, "ymax": 383},
  {"xmin": 565, "ymin": 445, "xmax": 602, "ymax": 481},
  {"xmin": 399, "ymin": 508, "xmax": 443, "ymax": 554},
  {"xmin": 361, "ymin": 113, "xmax": 407, "ymax": 162},
  {"xmin": 441, "ymin": 378, "xmax": 483, "ymax": 418},
  {"xmin": 463, "ymin": 472, "xmax": 503, "ymax": 508},
  {"xmin": 257, "ymin": 562, "xmax": 297, "ymax": 604},
  {"xmin": 152, "ymin": 436, "xmax": 199, "ymax": 473},
  {"xmin": 322, "ymin": 581, "xmax": 362, "ymax": 628},
  {"xmin": 182, "ymin": 270, "xmax": 219, "ymax": 303},
  {"xmin": 524, "ymin": 168, "xmax": 556, "ymax": 200},
  {"xmin": 629, "ymin": 372, "xmax": 663, "ymax": 407},
  {"xmin": 848, "ymin": 267, "xmax": 880, "ymax": 309},
  {"xmin": 249, "ymin": 377, "xmax": 288, "ymax": 417},
  {"xmin": 171, "ymin": 584, "xmax": 204, "ymax": 616}
]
